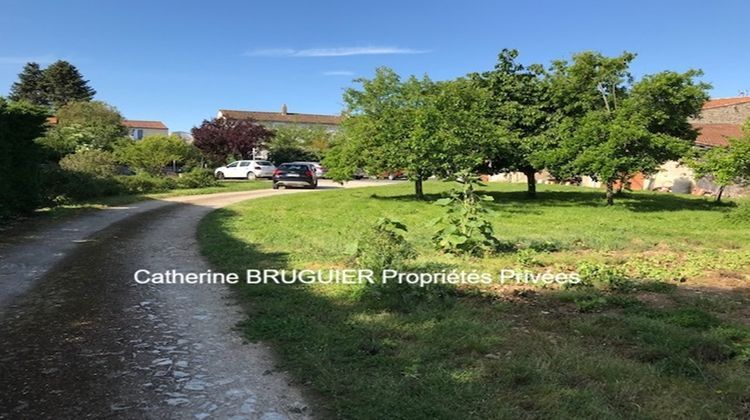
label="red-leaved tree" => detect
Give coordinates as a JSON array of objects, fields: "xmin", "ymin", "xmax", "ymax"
[{"xmin": 191, "ymin": 117, "xmax": 274, "ymax": 164}]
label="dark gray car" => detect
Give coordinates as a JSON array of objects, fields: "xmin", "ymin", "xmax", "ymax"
[{"xmin": 272, "ymin": 163, "xmax": 318, "ymax": 189}]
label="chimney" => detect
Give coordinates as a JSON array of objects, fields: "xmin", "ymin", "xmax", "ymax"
[{"xmin": 281, "ymin": 104, "xmax": 288, "ymax": 115}]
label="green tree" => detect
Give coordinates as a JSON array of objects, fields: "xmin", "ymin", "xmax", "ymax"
[
  {"xmin": 43, "ymin": 60, "xmax": 96, "ymax": 108},
  {"xmin": 543, "ymin": 52, "xmax": 709, "ymax": 205},
  {"xmin": 0, "ymin": 98, "xmax": 48, "ymax": 217},
  {"xmin": 690, "ymin": 123, "xmax": 750, "ymax": 202},
  {"xmin": 470, "ymin": 49, "xmax": 552, "ymax": 197},
  {"xmin": 59, "ymin": 149, "xmax": 119, "ymax": 178},
  {"xmin": 37, "ymin": 101, "xmax": 127, "ymax": 159},
  {"xmin": 331, "ymin": 68, "xmax": 498, "ymax": 199},
  {"xmin": 117, "ymin": 135, "xmax": 195, "ymax": 176},
  {"xmin": 267, "ymin": 125, "xmax": 333, "ymax": 164},
  {"xmin": 271, "ymin": 125, "xmax": 333, "ymax": 155},
  {"xmin": 8, "ymin": 63, "xmax": 48, "ymax": 106}
]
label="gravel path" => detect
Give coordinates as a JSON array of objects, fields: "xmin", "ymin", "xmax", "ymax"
[{"xmin": 0, "ymin": 180, "xmax": 390, "ymax": 419}]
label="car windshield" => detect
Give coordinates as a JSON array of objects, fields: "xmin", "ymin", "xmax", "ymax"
[{"xmin": 226, "ymin": 162, "xmax": 238, "ymax": 168}]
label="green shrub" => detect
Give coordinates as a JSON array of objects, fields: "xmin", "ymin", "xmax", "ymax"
[
  {"xmin": 115, "ymin": 174, "xmax": 176, "ymax": 194},
  {"xmin": 0, "ymin": 99, "xmax": 47, "ymax": 217},
  {"xmin": 431, "ymin": 173, "xmax": 501, "ymax": 256},
  {"xmin": 41, "ymin": 166, "xmax": 123, "ymax": 204},
  {"xmin": 176, "ymin": 168, "xmax": 218, "ymax": 189},
  {"xmin": 59, "ymin": 149, "xmax": 118, "ymax": 177},
  {"xmin": 516, "ymin": 248, "xmax": 541, "ymax": 267},
  {"xmin": 355, "ymin": 218, "xmax": 415, "ymax": 274},
  {"xmin": 574, "ymin": 262, "xmax": 635, "ymax": 291},
  {"xmin": 117, "ymin": 135, "xmax": 196, "ymax": 176},
  {"xmin": 726, "ymin": 200, "xmax": 750, "ymax": 224}
]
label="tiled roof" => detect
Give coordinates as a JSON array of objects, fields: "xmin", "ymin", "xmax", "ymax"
[
  {"xmin": 692, "ymin": 123, "xmax": 743, "ymax": 147},
  {"xmin": 122, "ymin": 120, "xmax": 168, "ymax": 130},
  {"xmin": 219, "ymin": 109, "xmax": 342, "ymax": 126},
  {"xmin": 702, "ymin": 97, "xmax": 750, "ymax": 110}
]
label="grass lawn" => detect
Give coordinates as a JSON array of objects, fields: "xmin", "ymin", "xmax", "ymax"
[
  {"xmin": 33, "ymin": 179, "xmax": 271, "ymax": 220},
  {"xmin": 198, "ymin": 181, "xmax": 750, "ymax": 419}
]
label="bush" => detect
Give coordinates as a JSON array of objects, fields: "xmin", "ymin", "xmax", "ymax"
[
  {"xmin": 0, "ymin": 99, "xmax": 47, "ymax": 217},
  {"xmin": 574, "ymin": 262, "xmax": 635, "ymax": 291},
  {"xmin": 355, "ymin": 218, "xmax": 415, "ymax": 274},
  {"xmin": 726, "ymin": 200, "xmax": 750, "ymax": 224},
  {"xmin": 115, "ymin": 174, "xmax": 176, "ymax": 194},
  {"xmin": 59, "ymin": 149, "xmax": 118, "ymax": 177},
  {"xmin": 117, "ymin": 135, "xmax": 197, "ymax": 176},
  {"xmin": 41, "ymin": 166, "xmax": 123, "ymax": 205},
  {"xmin": 176, "ymin": 168, "xmax": 218, "ymax": 189},
  {"xmin": 431, "ymin": 173, "xmax": 501, "ymax": 256}
]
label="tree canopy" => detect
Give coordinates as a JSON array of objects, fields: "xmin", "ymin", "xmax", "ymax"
[
  {"xmin": 37, "ymin": 101, "xmax": 128, "ymax": 160},
  {"xmin": 328, "ymin": 67, "xmax": 500, "ymax": 198},
  {"xmin": 8, "ymin": 61, "xmax": 95, "ymax": 108},
  {"xmin": 267, "ymin": 125, "xmax": 333, "ymax": 164},
  {"xmin": 469, "ymin": 49, "xmax": 552, "ymax": 197},
  {"xmin": 8, "ymin": 63, "xmax": 48, "ymax": 106},
  {"xmin": 542, "ymin": 52, "xmax": 710, "ymax": 204},
  {"xmin": 690, "ymin": 122, "xmax": 750, "ymax": 202},
  {"xmin": 191, "ymin": 117, "xmax": 274, "ymax": 165},
  {"xmin": 117, "ymin": 135, "xmax": 196, "ymax": 176},
  {"xmin": 0, "ymin": 98, "xmax": 48, "ymax": 217}
]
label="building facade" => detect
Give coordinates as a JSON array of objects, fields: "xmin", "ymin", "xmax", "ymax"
[
  {"xmin": 217, "ymin": 105, "xmax": 342, "ymax": 131},
  {"xmin": 123, "ymin": 120, "xmax": 169, "ymax": 140}
]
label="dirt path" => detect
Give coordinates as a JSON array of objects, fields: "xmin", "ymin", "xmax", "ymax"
[{"xmin": 0, "ymin": 180, "xmax": 390, "ymax": 419}]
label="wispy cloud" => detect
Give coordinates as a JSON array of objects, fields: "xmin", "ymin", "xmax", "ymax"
[
  {"xmin": 322, "ymin": 70, "xmax": 355, "ymax": 76},
  {"xmin": 245, "ymin": 46, "xmax": 429, "ymax": 58},
  {"xmin": 0, "ymin": 54, "xmax": 57, "ymax": 65}
]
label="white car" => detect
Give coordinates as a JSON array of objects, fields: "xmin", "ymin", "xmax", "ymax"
[{"xmin": 214, "ymin": 160, "xmax": 276, "ymax": 180}]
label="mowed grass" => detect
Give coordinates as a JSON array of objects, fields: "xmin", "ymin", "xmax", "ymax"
[{"xmin": 198, "ymin": 181, "xmax": 750, "ymax": 419}]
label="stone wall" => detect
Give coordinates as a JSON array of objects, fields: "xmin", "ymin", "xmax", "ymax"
[{"xmin": 689, "ymin": 102, "xmax": 750, "ymax": 125}]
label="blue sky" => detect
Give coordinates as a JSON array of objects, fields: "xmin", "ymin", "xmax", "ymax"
[{"xmin": 1, "ymin": 0, "xmax": 748, "ymax": 131}]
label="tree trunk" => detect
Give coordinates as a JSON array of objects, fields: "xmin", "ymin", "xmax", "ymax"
[
  {"xmin": 605, "ymin": 180, "xmax": 615, "ymax": 206},
  {"xmin": 414, "ymin": 175, "xmax": 424, "ymax": 200},
  {"xmin": 716, "ymin": 185, "xmax": 725, "ymax": 203},
  {"xmin": 523, "ymin": 168, "xmax": 537, "ymax": 198}
]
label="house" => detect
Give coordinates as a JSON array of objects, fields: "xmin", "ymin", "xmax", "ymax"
[
  {"xmin": 46, "ymin": 117, "xmax": 170, "ymax": 140},
  {"xmin": 123, "ymin": 120, "xmax": 169, "ymax": 140},
  {"xmin": 217, "ymin": 104, "xmax": 342, "ymax": 131},
  {"xmin": 644, "ymin": 97, "xmax": 749, "ymax": 195}
]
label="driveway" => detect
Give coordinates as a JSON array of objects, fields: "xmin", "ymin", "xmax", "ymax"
[{"xmin": 0, "ymin": 179, "xmax": 390, "ymax": 419}]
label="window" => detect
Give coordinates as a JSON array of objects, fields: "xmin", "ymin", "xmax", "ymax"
[
  {"xmin": 257, "ymin": 161, "xmax": 273, "ymax": 166},
  {"xmin": 239, "ymin": 161, "xmax": 251, "ymax": 167},
  {"xmin": 131, "ymin": 129, "xmax": 144, "ymax": 140},
  {"xmin": 227, "ymin": 162, "xmax": 239, "ymax": 168}
]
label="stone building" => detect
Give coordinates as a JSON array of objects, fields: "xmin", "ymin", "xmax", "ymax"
[
  {"xmin": 689, "ymin": 97, "xmax": 750, "ymax": 125},
  {"xmin": 645, "ymin": 97, "xmax": 749, "ymax": 196},
  {"xmin": 216, "ymin": 105, "xmax": 342, "ymax": 131}
]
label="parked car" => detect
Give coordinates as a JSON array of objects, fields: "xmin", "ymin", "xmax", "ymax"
[
  {"xmin": 290, "ymin": 161, "xmax": 327, "ymax": 178},
  {"xmin": 214, "ymin": 160, "xmax": 276, "ymax": 180},
  {"xmin": 379, "ymin": 170, "xmax": 407, "ymax": 180},
  {"xmin": 272, "ymin": 163, "xmax": 317, "ymax": 189},
  {"xmin": 353, "ymin": 168, "xmax": 368, "ymax": 179}
]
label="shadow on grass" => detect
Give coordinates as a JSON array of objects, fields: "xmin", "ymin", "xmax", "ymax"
[
  {"xmin": 198, "ymin": 206, "xmax": 750, "ymax": 419},
  {"xmin": 371, "ymin": 188, "xmax": 731, "ymax": 213}
]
